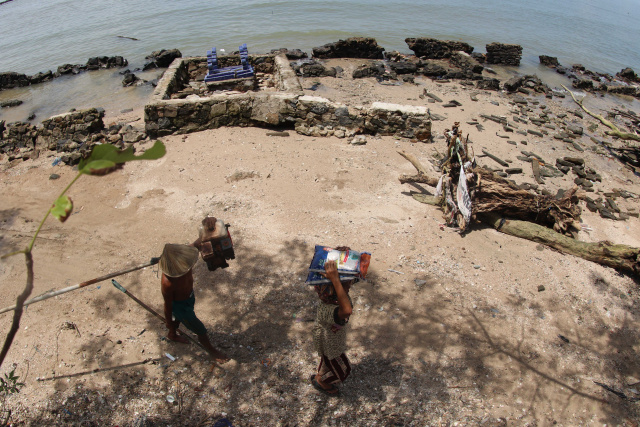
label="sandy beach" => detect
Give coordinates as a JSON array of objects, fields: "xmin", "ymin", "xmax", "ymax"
[{"xmin": 1, "ymin": 58, "xmax": 639, "ymax": 425}]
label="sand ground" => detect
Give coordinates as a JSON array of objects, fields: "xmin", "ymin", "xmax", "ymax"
[{"xmin": 1, "ymin": 60, "xmax": 640, "ymax": 426}]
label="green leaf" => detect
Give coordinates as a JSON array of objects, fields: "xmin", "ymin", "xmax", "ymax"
[
  {"xmin": 79, "ymin": 140, "xmax": 166, "ymax": 175},
  {"xmin": 83, "ymin": 159, "xmax": 116, "ymax": 173},
  {"xmin": 50, "ymin": 195, "xmax": 73, "ymax": 223}
]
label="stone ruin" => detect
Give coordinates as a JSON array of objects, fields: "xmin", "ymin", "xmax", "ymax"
[
  {"xmin": 0, "ymin": 108, "xmax": 147, "ymax": 166},
  {"xmin": 143, "ymin": 48, "xmax": 433, "ymax": 142},
  {"xmin": 485, "ymin": 42, "xmax": 523, "ymax": 66}
]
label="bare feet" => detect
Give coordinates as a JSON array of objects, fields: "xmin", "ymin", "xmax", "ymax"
[
  {"xmin": 167, "ymin": 331, "xmax": 189, "ymax": 344},
  {"xmin": 196, "ymin": 333, "xmax": 230, "ymax": 364},
  {"xmin": 209, "ymin": 349, "xmax": 230, "ymax": 364},
  {"xmin": 312, "ymin": 374, "xmax": 339, "ymax": 395}
]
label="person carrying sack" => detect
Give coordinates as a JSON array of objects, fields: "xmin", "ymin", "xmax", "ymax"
[{"xmin": 192, "ymin": 217, "xmax": 235, "ymax": 271}]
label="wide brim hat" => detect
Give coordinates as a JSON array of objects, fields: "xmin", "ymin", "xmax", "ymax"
[{"xmin": 159, "ymin": 244, "xmax": 199, "ymax": 277}]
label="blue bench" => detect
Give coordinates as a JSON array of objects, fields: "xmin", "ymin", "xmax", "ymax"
[{"xmin": 205, "ymin": 43, "xmax": 255, "ymax": 82}]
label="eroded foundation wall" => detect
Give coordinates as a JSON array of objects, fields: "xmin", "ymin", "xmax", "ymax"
[{"xmin": 144, "ymin": 55, "xmax": 432, "ymax": 141}]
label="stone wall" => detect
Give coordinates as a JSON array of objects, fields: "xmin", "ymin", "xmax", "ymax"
[
  {"xmin": 0, "ymin": 121, "xmax": 38, "ymax": 153},
  {"xmin": 145, "ymin": 89, "xmax": 432, "ymax": 141},
  {"xmin": 0, "ymin": 107, "xmax": 143, "ymax": 165},
  {"xmin": 36, "ymin": 108, "xmax": 105, "ymax": 150},
  {"xmin": 365, "ymin": 103, "xmax": 432, "ymax": 140},
  {"xmin": 485, "ymin": 43, "xmax": 523, "ymax": 66},
  {"xmin": 405, "ymin": 38, "xmax": 474, "ymax": 59}
]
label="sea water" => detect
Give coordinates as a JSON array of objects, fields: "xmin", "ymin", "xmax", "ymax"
[{"xmin": 0, "ymin": 0, "xmax": 639, "ymax": 122}]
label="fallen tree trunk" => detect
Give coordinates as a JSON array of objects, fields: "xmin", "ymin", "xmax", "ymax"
[
  {"xmin": 473, "ymin": 168, "xmax": 582, "ymax": 234},
  {"xmin": 410, "ymin": 194, "xmax": 640, "ymax": 273},
  {"xmin": 479, "ymin": 212, "xmax": 640, "ymax": 274}
]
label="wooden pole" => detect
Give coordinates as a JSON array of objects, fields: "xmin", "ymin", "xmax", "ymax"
[
  {"xmin": 0, "ymin": 258, "xmax": 160, "ymax": 315},
  {"xmin": 111, "ymin": 279, "xmax": 206, "ymax": 352}
]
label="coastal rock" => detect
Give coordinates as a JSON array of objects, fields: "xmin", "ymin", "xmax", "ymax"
[
  {"xmin": 0, "ymin": 71, "xmax": 30, "ymax": 90},
  {"xmin": 617, "ymin": 67, "xmax": 639, "ymax": 82},
  {"xmin": 449, "ymin": 51, "xmax": 483, "ymax": 74},
  {"xmin": 419, "ymin": 61, "xmax": 448, "ymax": 77},
  {"xmin": 55, "ymin": 63, "xmax": 85, "ymax": 76},
  {"xmin": 143, "ymin": 49, "xmax": 182, "ymax": 70},
  {"xmin": 352, "ymin": 62, "xmax": 386, "ymax": 79},
  {"xmin": 312, "ymin": 37, "xmax": 385, "ymax": 59},
  {"xmin": 388, "ymin": 60, "xmax": 418, "ymax": 75},
  {"xmin": 290, "ymin": 60, "xmax": 337, "ymax": 77},
  {"xmin": 86, "ymin": 56, "xmax": 128, "ymax": 70},
  {"xmin": 539, "ymin": 55, "xmax": 560, "ymax": 67},
  {"xmin": 476, "ymin": 78, "xmax": 500, "ymax": 91},
  {"xmin": 503, "ymin": 75, "xmax": 549, "ymax": 94},
  {"xmin": 604, "ymin": 84, "xmax": 638, "ymax": 96},
  {"xmin": 0, "ymin": 99, "xmax": 23, "ymax": 108},
  {"xmin": 1, "ymin": 57, "xmax": 128, "ymax": 91},
  {"xmin": 405, "ymin": 38, "xmax": 473, "ymax": 59},
  {"xmin": 122, "ymin": 71, "xmax": 140, "ymax": 87},
  {"xmin": 471, "ymin": 52, "xmax": 486, "ymax": 63},
  {"xmin": 567, "ymin": 125, "xmax": 583, "ymax": 135},
  {"xmin": 572, "ymin": 77, "xmax": 594, "ymax": 90},
  {"xmin": 271, "ymin": 48, "xmax": 308, "ymax": 60},
  {"xmin": 485, "ymin": 42, "xmax": 523, "ymax": 66},
  {"xmin": 29, "ymin": 70, "xmax": 54, "ymax": 84}
]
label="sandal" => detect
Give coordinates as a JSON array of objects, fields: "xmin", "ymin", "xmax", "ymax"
[{"xmin": 310, "ymin": 374, "xmax": 339, "ymax": 396}]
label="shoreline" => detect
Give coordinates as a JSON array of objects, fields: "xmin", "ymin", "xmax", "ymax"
[{"xmin": 1, "ymin": 38, "xmax": 638, "ymax": 132}]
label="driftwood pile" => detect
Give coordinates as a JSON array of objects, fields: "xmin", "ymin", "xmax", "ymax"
[
  {"xmin": 400, "ymin": 122, "xmax": 582, "ymax": 234},
  {"xmin": 399, "ymin": 122, "xmax": 640, "ymax": 275}
]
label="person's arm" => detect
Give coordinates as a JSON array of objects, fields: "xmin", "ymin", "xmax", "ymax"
[
  {"xmin": 160, "ymin": 275, "xmax": 176, "ymax": 332},
  {"xmin": 192, "ymin": 217, "xmax": 217, "ymax": 249},
  {"xmin": 323, "ymin": 260, "xmax": 352, "ymax": 320},
  {"xmin": 191, "ymin": 237, "xmax": 202, "ymax": 250}
]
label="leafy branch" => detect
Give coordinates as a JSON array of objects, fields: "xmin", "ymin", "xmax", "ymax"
[{"xmin": 0, "ymin": 141, "xmax": 166, "ymax": 369}]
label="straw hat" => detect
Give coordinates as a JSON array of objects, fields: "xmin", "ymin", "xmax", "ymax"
[{"xmin": 159, "ymin": 244, "xmax": 199, "ymax": 277}]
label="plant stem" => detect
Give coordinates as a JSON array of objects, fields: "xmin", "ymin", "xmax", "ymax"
[{"xmin": 27, "ymin": 172, "xmax": 81, "ymax": 252}]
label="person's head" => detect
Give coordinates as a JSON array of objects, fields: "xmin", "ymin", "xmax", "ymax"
[{"xmin": 159, "ymin": 243, "xmax": 199, "ymax": 278}]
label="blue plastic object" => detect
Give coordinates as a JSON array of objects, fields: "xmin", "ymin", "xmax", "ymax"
[{"xmin": 205, "ymin": 43, "xmax": 254, "ymax": 83}]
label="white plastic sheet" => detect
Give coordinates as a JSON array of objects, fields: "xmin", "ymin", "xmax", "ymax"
[{"xmin": 457, "ymin": 165, "xmax": 472, "ymax": 223}]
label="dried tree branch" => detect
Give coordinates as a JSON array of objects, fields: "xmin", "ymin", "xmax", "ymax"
[{"xmin": 561, "ymin": 84, "xmax": 640, "ymax": 142}]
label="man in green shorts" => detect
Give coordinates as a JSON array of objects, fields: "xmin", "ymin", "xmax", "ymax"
[{"xmin": 160, "ymin": 243, "xmax": 229, "ymax": 363}]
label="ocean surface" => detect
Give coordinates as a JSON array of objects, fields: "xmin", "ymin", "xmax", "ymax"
[{"xmin": 1, "ymin": 0, "xmax": 639, "ymax": 123}]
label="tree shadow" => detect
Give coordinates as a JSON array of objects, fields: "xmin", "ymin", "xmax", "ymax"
[
  {"xmin": 7, "ymin": 235, "xmax": 640, "ymax": 425},
  {"xmin": 0, "ymin": 208, "xmax": 22, "ymax": 256}
]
